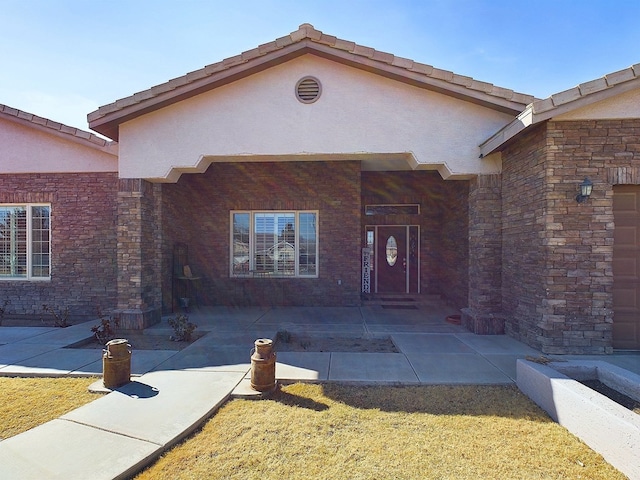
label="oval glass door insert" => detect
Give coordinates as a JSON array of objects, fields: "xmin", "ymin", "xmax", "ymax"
[{"xmin": 386, "ymin": 236, "xmax": 398, "ymax": 266}]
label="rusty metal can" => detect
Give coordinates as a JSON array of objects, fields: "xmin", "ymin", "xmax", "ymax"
[
  {"xmin": 250, "ymin": 338, "xmax": 276, "ymax": 392},
  {"xmin": 103, "ymin": 338, "xmax": 131, "ymax": 389}
]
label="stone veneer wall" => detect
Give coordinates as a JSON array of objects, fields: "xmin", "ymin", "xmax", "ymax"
[
  {"xmin": 115, "ymin": 179, "xmax": 162, "ymax": 328},
  {"xmin": 501, "ymin": 124, "xmax": 549, "ymax": 349},
  {"xmin": 502, "ymin": 119, "xmax": 640, "ymax": 354},
  {"xmin": 463, "ymin": 174, "xmax": 504, "ymax": 334},
  {"xmin": 162, "ymin": 161, "xmax": 362, "ymax": 308},
  {"xmin": 361, "ymin": 171, "xmax": 468, "ymax": 307},
  {"xmin": 0, "ymin": 173, "xmax": 118, "ymax": 318}
]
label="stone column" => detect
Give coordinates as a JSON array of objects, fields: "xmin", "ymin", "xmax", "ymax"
[
  {"xmin": 115, "ymin": 178, "xmax": 162, "ymax": 329},
  {"xmin": 461, "ymin": 174, "xmax": 505, "ymax": 334}
]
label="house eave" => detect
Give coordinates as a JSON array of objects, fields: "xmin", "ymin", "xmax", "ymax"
[
  {"xmin": 480, "ymin": 66, "xmax": 640, "ymax": 157},
  {"xmin": 88, "ymin": 24, "xmax": 535, "ymax": 141},
  {"xmin": 1, "ymin": 104, "xmax": 117, "ymax": 156}
]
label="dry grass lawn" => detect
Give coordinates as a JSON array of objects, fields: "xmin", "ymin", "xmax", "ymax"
[
  {"xmin": 0, "ymin": 376, "xmax": 99, "ymax": 440},
  {"xmin": 136, "ymin": 384, "xmax": 625, "ymax": 480}
]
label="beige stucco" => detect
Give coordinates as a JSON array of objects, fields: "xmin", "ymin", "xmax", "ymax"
[
  {"xmin": 555, "ymin": 88, "xmax": 640, "ymax": 120},
  {"xmin": 0, "ymin": 118, "xmax": 117, "ymax": 173},
  {"xmin": 118, "ymin": 55, "xmax": 513, "ymax": 181}
]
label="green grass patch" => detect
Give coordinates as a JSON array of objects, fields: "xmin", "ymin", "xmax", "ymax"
[{"xmin": 136, "ymin": 384, "xmax": 625, "ymax": 480}]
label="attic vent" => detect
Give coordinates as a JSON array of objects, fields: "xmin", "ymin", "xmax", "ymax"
[{"xmin": 296, "ymin": 76, "xmax": 321, "ymax": 103}]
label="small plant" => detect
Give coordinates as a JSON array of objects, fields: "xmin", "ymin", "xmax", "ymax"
[
  {"xmin": 91, "ymin": 308, "xmax": 120, "ymax": 344},
  {"xmin": 168, "ymin": 314, "xmax": 197, "ymax": 342},
  {"xmin": 276, "ymin": 330, "xmax": 292, "ymax": 343},
  {"xmin": 0, "ymin": 300, "xmax": 9, "ymax": 326},
  {"xmin": 42, "ymin": 304, "xmax": 70, "ymax": 328}
]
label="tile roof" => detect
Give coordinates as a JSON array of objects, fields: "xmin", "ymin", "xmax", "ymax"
[
  {"xmin": 480, "ymin": 63, "xmax": 640, "ymax": 156},
  {"xmin": 0, "ymin": 103, "xmax": 116, "ymax": 153},
  {"xmin": 88, "ymin": 23, "xmax": 536, "ymax": 140}
]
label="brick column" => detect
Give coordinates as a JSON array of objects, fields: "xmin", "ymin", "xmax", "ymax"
[
  {"xmin": 462, "ymin": 174, "xmax": 505, "ymax": 334},
  {"xmin": 115, "ymin": 178, "xmax": 162, "ymax": 329}
]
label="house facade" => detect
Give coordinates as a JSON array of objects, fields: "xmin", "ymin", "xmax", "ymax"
[{"xmin": 2, "ymin": 24, "xmax": 640, "ymax": 354}]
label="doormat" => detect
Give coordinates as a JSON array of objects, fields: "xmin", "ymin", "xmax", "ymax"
[
  {"xmin": 381, "ymin": 304, "xmax": 418, "ymax": 310},
  {"xmin": 380, "ymin": 297, "xmax": 415, "ymax": 302}
]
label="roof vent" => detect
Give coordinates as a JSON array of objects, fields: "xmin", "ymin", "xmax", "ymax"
[{"xmin": 296, "ymin": 76, "xmax": 321, "ymax": 104}]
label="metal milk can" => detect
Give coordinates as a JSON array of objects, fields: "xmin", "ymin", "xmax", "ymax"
[
  {"xmin": 103, "ymin": 338, "xmax": 131, "ymax": 389},
  {"xmin": 250, "ymin": 338, "xmax": 276, "ymax": 392}
]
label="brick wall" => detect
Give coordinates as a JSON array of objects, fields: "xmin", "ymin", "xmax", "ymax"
[
  {"xmin": 161, "ymin": 161, "xmax": 362, "ymax": 308},
  {"xmin": 361, "ymin": 171, "xmax": 469, "ymax": 307},
  {"xmin": 502, "ymin": 119, "xmax": 640, "ymax": 354},
  {"xmin": 0, "ymin": 173, "xmax": 118, "ymax": 319},
  {"xmin": 438, "ymin": 179, "xmax": 470, "ymax": 308}
]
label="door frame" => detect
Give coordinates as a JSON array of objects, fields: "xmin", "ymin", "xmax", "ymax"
[{"xmin": 365, "ymin": 224, "xmax": 420, "ymax": 294}]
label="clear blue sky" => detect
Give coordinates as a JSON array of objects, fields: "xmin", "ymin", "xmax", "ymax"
[{"xmin": 2, "ymin": 0, "xmax": 639, "ymax": 133}]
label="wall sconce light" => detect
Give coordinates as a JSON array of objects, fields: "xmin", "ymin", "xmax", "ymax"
[{"xmin": 576, "ymin": 177, "xmax": 593, "ymax": 203}]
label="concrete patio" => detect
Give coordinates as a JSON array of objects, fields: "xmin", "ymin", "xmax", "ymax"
[{"xmin": 0, "ymin": 300, "xmax": 638, "ymax": 479}]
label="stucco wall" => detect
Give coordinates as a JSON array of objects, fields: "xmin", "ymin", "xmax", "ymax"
[
  {"xmin": 161, "ymin": 160, "xmax": 362, "ymax": 308},
  {"xmin": 554, "ymin": 88, "xmax": 640, "ymax": 121},
  {"xmin": 0, "ymin": 117, "xmax": 116, "ymax": 174},
  {"xmin": 118, "ymin": 55, "xmax": 513, "ymax": 181},
  {"xmin": 0, "ymin": 173, "xmax": 118, "ymax": 319}
]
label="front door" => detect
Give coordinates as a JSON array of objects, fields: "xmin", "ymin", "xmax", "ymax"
[{"xmin": 373, "ymin": 226, "xmax": 419, "ymax": 294}]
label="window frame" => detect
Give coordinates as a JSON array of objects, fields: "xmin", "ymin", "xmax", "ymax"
[
  {"xmin": 0, "ymin": 203, "xmax": 51, "ymax": 281},
  {"xmin": 230, "ymin": 210, "xmax": 319, "ymax": 278}
]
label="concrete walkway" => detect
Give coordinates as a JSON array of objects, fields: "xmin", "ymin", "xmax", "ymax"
[{"xmin": 0, "ymin": 303, "xmax": 638, "ymax": 479}]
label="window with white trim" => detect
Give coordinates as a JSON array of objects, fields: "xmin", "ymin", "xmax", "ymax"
[
  {"xmin": 231, "ymin": 211, "xmax": 318, "ymax": 277},
  {"xmin": 0, "ymin": 204, "xmax": 51, "ymax": 280}
]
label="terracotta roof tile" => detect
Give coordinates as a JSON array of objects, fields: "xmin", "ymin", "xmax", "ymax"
[
  {"xmin": 469, "ymin": 79, "xmax": 494, "ymax": 94},
  {"xmin": 333, "ymin": 38, "xmax": 356, "ymax": 52},
  {"xmin": 372, "ymin": 50, "xmax": 394, "ymax": 64},
  {"xmin": 203, "ymin": 61, "xmax": 227, "ymax": 76},
  {"xmin": 0, "ymin": 103, "xmax": 113, "ymax": 150},
  {"xmin": 241, "ymin": 47, "xmax": 262, "ymax": 62},
  {"xmin": 551, "ymin": 87, "xmax": 582, "ymax": 106},
  {"xmin": 531, "ymin": 97, "xmax": 554, "ymax": 114},
  {"xmin": 408, "ymin": 62, "xmax": 434, "ymax": 75},
  {"xmin": 391, "ymin": 56, "xmax": 414, "ymax": 69},
  {"xmin": 318, "ymin": 34, "xmax": 337, "ymax": 47},
  {"xmin": 530, "ymin": 65, "xmax": 640, "ymax": 115},
  {"xmin": 352, "ymin": 44, "xmax": 376, "ymax": 58},
  {"xmin": 222, "ymin": 54, "xmax": 244, "ymax": 68},
  {"xmin": 259, "ymin": 41, "xmax": 281, "ymax": 55},
  {"xmin": 489, "ymin": 86, "xmax": 514, "ymax": 100},
  {"xmin": 605, "ymin": 67, "xmax": 636, "ymax": 86},
  {"xmin": 89, "ymin": 23, "xmax": 536, "ymax": 138},
  {"xmin": 578, "ymin": 78, "xmax": 608, "ymax": 96},
  {"xmin": 452, "ymin": 74, "xmax": 473, "ymax": 87},
  {"xmin": 482, "ymin": 63, "xmax": 640, "ymax": 156},
  {"xmin": 429, "ymin": 67, "xmax": 454, "ymax": 82},
  {"xmin": 274, "ymin": 35, "xmax": 294, "ymax": 49}
]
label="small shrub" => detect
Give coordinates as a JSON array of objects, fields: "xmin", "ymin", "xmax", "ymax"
[
  {"xmin": 276, "ymin": 330, "xmax": 292, "ymax": 343},
  {"xmin": 42, "ymin": 304, "xmax": 70, "ymax": 328},
  {"xmin": 91, "ymin": 308, "xmax": 120, "ymax": 345},
  {"xmin": 0, "ymin": 300, "xmax": 9, "ymax": 326},
  {"xmin": 168, "ymin": 314, "xmax": 197, "ymax": 342}
]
